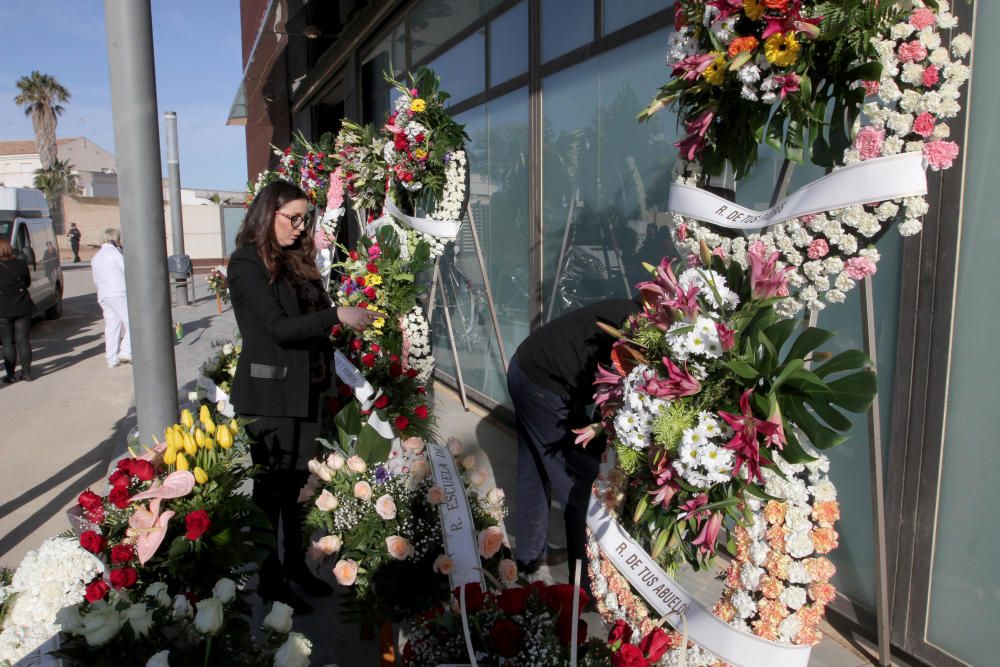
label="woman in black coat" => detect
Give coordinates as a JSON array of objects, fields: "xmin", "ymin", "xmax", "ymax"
[
  {"xmin": 228, "ymin": 181, "xmax": 382, "ymax": 611},
  {"xmin": 0, "ymin": 238, "xmax": 34, "ymax": 383}
]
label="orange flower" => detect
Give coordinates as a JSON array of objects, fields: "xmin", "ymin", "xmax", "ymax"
[
  {"xmin": 809, "ymin": 582, "xmax": 837, "ymax": 606},
  {"xmin": 728, "ymin": 36, "xmax": 760, "ymax": 58},
  {"xmin": 811, "ymin": 526, "xmax": 839, "ymax": 554},
  {"xmin": 765, "ymin": 551, "xmax": 792, "ymax": 579},
  {"xmin": 752, "ymin": 618, "xmax": 779, "ymax": 641},
  {"xmin": 811, "ymin": 500, "xmax": 841, "ymax": 527},
  {"xmin": 758, "ymin": 597, "xmax": 790, "ymax": 621},
  {"xmin": 794, "ymin": 626, "xmax": 823, "ymax": 646},
  {"xmin": 803, "ymin": 556, "xmax": 837, "ymax": 582},
  {"xmin": 764, "ymin": 500, "xmax": 786, "ymax": 525},
  {"xmin": 766, "ymin": 525, "xmax": 786, "ymax": 551},
  {"xmin": 760, "ymin": 575, "xmax": 785, "ymax": 600},
  {"xmin": 764, "ymin": 0, "xmax": 789, "ymax": 9},
  {"xmin": 714, "ymin": 600, "xmax": 737, "ymax": 623}
]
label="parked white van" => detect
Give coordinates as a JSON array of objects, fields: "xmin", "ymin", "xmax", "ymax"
[{"xmin": 0, "ymin": 187, "xmax": 63, "ymax": 319}]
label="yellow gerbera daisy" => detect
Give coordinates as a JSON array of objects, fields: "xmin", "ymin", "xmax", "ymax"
[
  {"xmin": 366, "ymin": 273, "xmax": 383, "ymax": 286},
  {"xmin": 743, "ymin": 0, "xmax": 765, "ymax": 21},
  {"xmin": 372, "ymin": 318, "xmax": 385, "ymax": 329},
  {"xmin": 702, "ymin": 53, "xmax": 727, "ymax": 86},
  {"xmin": 410, "ymin": 98, "xmax": 427, "ymax": 112},
  {"xmin": 764, "ymin": 32, "xmax": 801, "ymax": 68}
]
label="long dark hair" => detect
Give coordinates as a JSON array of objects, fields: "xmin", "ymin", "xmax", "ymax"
[{"xmin": 236, "ymin": 180, "xmax": 319, "ymax": 284}]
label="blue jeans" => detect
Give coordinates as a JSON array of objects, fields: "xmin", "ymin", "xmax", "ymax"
[{"xmin": 507, "ymin": 356, "xmax": 599, "ymax": 589}]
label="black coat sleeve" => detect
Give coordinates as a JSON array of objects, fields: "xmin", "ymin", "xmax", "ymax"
[
  {"xmin": 227, "ymin": 250, "xmax": 339, "ymax": 345},
  {"xmin": 16, "ymin": 259, "xmax": 29, "ymax": 288}
]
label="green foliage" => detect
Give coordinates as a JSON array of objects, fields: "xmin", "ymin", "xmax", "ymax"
[
  {"xmin": 615, "ymin": 440, "xmax": 645, "ymax": 475},
  {"xmin": 652, "ymin": 402, "xmax": 697, "ymax": 452}
]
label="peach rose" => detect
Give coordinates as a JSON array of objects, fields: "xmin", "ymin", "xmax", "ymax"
[
  {"xmin": 326, "ymin": 452, "xmax": 346, "ymax": 471},
  {"xmin": 411, "ymin": 459, "xmax": 430, "ymax": 481},
  {"xmin": 332, "ymin": 559, "xmax": 359, "ymax": 586},
  {"xmin": 296, "ymin": 477, "xmax": 321, "ymax": 503},
  {"xmin": 375, "ymin": 494, "xmax": 397, "ymax": 520},
  {"xmin": 470, "ymin": 468, "xmax": 488, "ymax": 487},
  {"xmin": 460, "ymin": 454, "xmax": 477, "ymax": 471},
  {"xmin": 354, "ymin": 480, "xmax": 372, "ymax": 501},
  {"xmin": 314, "ymin": 489, "xmax": 339, "ymax": 511},
  {"xmin": 346, "ymin": 455, "xmax": 367, "ymax": 473},
  {"xmin": 385, "ymin": 535, "xmax": 414, "ymax": 560},
  {"xmin": 315, "ymin": 534, "xmax": 342, "ymax": 555},
  {"xmin": 307, "ymin": 458, "xmax": 334, "ymax": 482},
  {"xmin": 432, "ymin": 554, "xmax": 454, "ymax": 575},
  {"xmin": 426, "ymin": 485, "xmax": 445, "ymax": 505},
  {"xmin": 402, "ymin": 437, "xmax": 425, "ymax": 453},
  {"xmin": 498, "ymin": 558, "xmax": 518, "ymax": 584},
  {"xmin": 447, "ymin": 437, "xmax": 464, "ymax": 456},
  {"xmin": 486, "ymin": 487, "xmax": 505, "ymax": 506},
  {"xmin": 477, "ymin": 526, "xmax": 504, "ymax": 559}
]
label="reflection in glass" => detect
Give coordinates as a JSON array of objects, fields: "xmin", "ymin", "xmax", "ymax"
[
  {"xmin": 541, "ymin": 0, "xmax": 593, "ymax": 62},
  {"xmin": 926, "ymin": 5, "xmax": 1000, "ymax": 661},
  {"xmin": 427, "ymin": 29, "xmax": 486, "ymax": 105},
  {"xmin": 431, "ymin": 88, "xmax": 530, "ymax": 406},
  {"xmin": 541, "ymin": 31, "xmax": 678, "ymax": 321},
  {"xmin": 490, "ymin": 1, "xmax": 528, "ymax": 86},
  {"xmin": 603, "ymin": 0, "xmax": 664, "ymax": 35},
  {"xmin": 362, "ymin": 25, "xmax": 406, "ymax": 124},
  {"xmin": 410, "ymin": 0, "xmax": 500, "ymax": 64}
]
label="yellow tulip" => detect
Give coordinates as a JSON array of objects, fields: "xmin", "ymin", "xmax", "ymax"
[
  {"xmin": 199, "ymin": 405, "xmax": 212, "ymax": 427},
  {"xmin": 183, "ymin": 433, "xmax": 197, "ymax": 456},
  {"xmin": 175, "ymin": 452, "xmax": 190, "ymax": 471},
  {"xmin": 164, "ymin": 428, "xmax": 177, "ymax": 451},
  {"xmin": 194, "ymin": 428, "xmax": 206, "ymax": 448},
  {"xmin": 163, "ymin": 447, "xmax": 178, "ymax": 465},
  {"xmin": 205, "ymin": 437, "xmax": 215, "ymax": 451},
  {"xmin": 204, "ymin": 418, "xmax": 216, "ymax": 436},
  {"xmin": 194, "ymin": 467, "xmax": 208, "ymax": 484},
  {"xmin": 228, "ymin": 421, "xmax": 240, "ymax": 435},
  {"xmin": 180, "ymin": 409, "xmax": 194, "ymax": 430},
  {"xmin": 216, "ymin": 425, "xmax": 233, "ymax": 449}
]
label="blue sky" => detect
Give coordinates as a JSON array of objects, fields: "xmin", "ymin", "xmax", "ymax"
[{"xmin": 0, "ymin": 0, "xmax": 248, "ymax": 191}]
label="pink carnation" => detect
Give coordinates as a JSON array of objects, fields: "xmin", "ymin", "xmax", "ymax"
[
  {"xmin": 898, "ymin": 40, "xmax": 928, "ymax": 64},
  {"xmin": 913, "ymin": 112, "xmax": 936, "ymax": 138},
  {"xmin": 314, "ymin": 228, "xmax": 331, "ymax": 250},
  {"xmin": 854, "ymin": 127, "xmax": 886, "ymax": 160},
  {"xmin": 909, "ymin": 8, "xmax": 937, "ymax": 30},
  {"xmin": 862, "ymin": 80, "xmax": 880, "ymax": 97},
  {"xmin": 923, "ymin": 140, "xmax": 960, "ymax": 171},
  {"xmin": 922, "ymin": 65, "xmax": 940, "ymax": 88},
  {"xmin": 844, "ymin": 257, "xmax": 878, "ymax": 280},
  {"xmin": 807, "ymin": 239, "xmax": 829, "ymax": 259}
]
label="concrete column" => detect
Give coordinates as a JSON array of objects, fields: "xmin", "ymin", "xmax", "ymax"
[{"xmin": 164, "ymin": 111, "xmax": 188, "ymax": 306}]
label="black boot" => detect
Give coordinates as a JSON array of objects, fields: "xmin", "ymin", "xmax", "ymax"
[{"xmin": 257, "ymin": 557, "xmax": 314, "ymax": 614}]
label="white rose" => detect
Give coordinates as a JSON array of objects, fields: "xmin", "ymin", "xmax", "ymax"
[
  {"xmin": 263, "ymin": 601, "xmax": 295, "ymax": 634},
  {"xmin": 346, "ymin": 455, "xmax": 367, "ymax": 473},
  {"xmin": 326, "ymin": 452, "xmax": 346, "ymax": 470},
  {"xmin": 124, "ymin": 602, "xmax": 155, "ymax": 637},
  {"xmin": 81, "ymin": 604, "xmax": 123, "ymax": 647},
  {"xmin": 145, "ymin": 582, "xmax": 171, "ymax": 608},
  {"xmin": 308, "ymin": 459, "xmax": 334, "ymax": 482},
  {"xmin": 315, "ymin": 489, "xmax": 339, "ymax": 511},
  {"xmin": 486, "ymin": 487, "xmax": 505, "ymax": 507},
  {"xmin": 274, "ymin": 632, "xmax": 313, "ymax": 667},
  {"xmin": 212, "ymin": 578, "xmax": 238, "ymax": 604},
  {"xmin": 316, "ymin": 534, "xmax": 342, "ymax": 555},
  {"xmin": 172, "ymin": 594, "xmax": 192, "ymax": 619},
  {"xmin": 187, "ymin": 391, "xmax": 199, "ymax": 402},
  {"xmin": 374, "ymin": 494, "xmax": 397, "ymax": 520},
  {"xmin": 193, "ymin": 598, "xmax": 224, "ymax": 635},
  {"xmin": 222, "ymin": 344, "xmax": 234, "ymax": 355},
  {"xmin": 146, "ymin": 651, "xmax": 171, "ymax": 667}
]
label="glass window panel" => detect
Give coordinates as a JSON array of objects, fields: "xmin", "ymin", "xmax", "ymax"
[
  {"xmin": 362, "ymin": 24, "xmax": 407, "ymax": 124},
  {"xmin": 541, "ymin": 30, "xmax": 678, "ymax": 321},
  {"xmin": 430, "ymin": 88, "xmax": 529, "ymax": 407},
  {"xmin": 489, "ymin": 1, "xmax": 528, "ymax": 86},
  {"xmin": 603, "ymin": 0, "xmax": 663, "ymax": 35},
  {"xmin": 926, "ymin": 5, "xmax": 1000, "ymax": 663},
  {"xmin": 541, "ymin": 0, "xmax": 593, "ymax": 62},
  {"xmin": 410, "ymin": 0, "xmax": 500, "ymax": 64},
  {"xmin": 427, "ymin": 29, "xmax": 486, "ymax": 105}
]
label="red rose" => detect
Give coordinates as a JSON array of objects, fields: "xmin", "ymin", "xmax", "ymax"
[
  {"xmin": 116, "ymin": 458, "xmax": 134, "ymax": 475},
  {"xmin": 389, "ymin": 354, "xmax": 399, "ymax": 363},
  {"xmin": 185, "ymin": 510, "xmax": 212, "ymax": 541},
  {"xmin": 612, "ymin": 643, "xmax": 650, "ymax": 667},
  {"xmin": 498, "ymin": 587, "xmax": 530, "ymax": 615},
  {"xmin": 338, "ymin": 383, "xmax": 353, "ymax": 397},
  {"xmin": 364, "ymin": 287, "xmax": 378, "ymax": 300},
  {"xmin": 370, "ymin": 343, "xmax": 381, "ymax": 354},
  {"xmin": 331, "ymin": 324, "xmax": 342, "ymax": 337},
  {"xmin": 361, "ymin": 353, "xmax": 376, "ymax": 368},
  {"xmin": 395, "ymin": 415, "xmax": 409, "ymax": 430},
  {"xmin": 415, "ymin": 133, "xmax": 425, "ymax": 143},
  {"xmin": 78, "ymin": 490, "xmax": 103, "ymax": 511},
  {"xmin": 366, "ymin": 262, "xmax": 379, "ymax": 273},
  {"xmin": 358, "ymin": 301, "xmax": 369, "ymax": 309},
  {"xmin": 556, "ymin": 616, "xmax": 588, "ymax": 646},
  {"xmin": 109, "ymin": 566, "xmax": 138, "ymax": 589},
  {"xmin": 452, "ymin": 583, "xmax": 485, "ymax": 613},
  {"xmin": 85, "ymin": 506, "xmax": 105, "ymax": 524},
  {"xmin": 608, "ymin": 619, "xmax": 633, "ymax": 647},
  {"xmin": 111, "ymin": 544, "xmax": 135, "ymax": 564},
  {"xmin": 638, "ymin": 627, "xmax": 673, "ymax": 663},
  {"xmin": 326, "ymin": 397, "xmax": 341, "ymax": 413},
  {"xmin": 351, "ymin": 339, "xmax": 363, "ymax": 351},
  {"xmin": 543, "ymin": 584, "xmax": 589, "ymax": 616},
  {"xmin": 405, "ymin": 368, "xmax": 418, "ymax": 378},
  {"xmin": 416, "ymin": 387, "xmax": 427, "ymax": 395},
  {"xmin": 108, "ymin": 470, "xmax": 129, "ymax": 488},
  {"xmin": 108, "ymin": 486, "xmax": 131, "ymax": 509},
  {"xmin": 488, "ymin": 619, "xmax": 524, "ymax": 658},
  {"xmin": 80, "ymin": 530, "xmax": 105, "ymax": 554},
  {"xmin": 414, "ymin": 405, "xmax": 428, "ymax": 420},
  {"xmin": 84, "ymin": 579, "xmax": 110, "ymax": 603},
  {"xmin": 131, "ymin": 459, "xmax": 155, "ymax": 482},
  {"xmin": 356, "ymin": 276, "xmax": 366, "ymax": 287},
  {"xmin": 394, "ymin": 134, "xmax": 409, "ymax": 150},
  {"xmin": 349, "ymin": 250, "xmax": 359, "ymax": 261},
  {"xmin": 390, "ymin": 364, "xmax": 403, "ymax": 378},
  {"xmin": 402, "ymin": 172, "xmax": 414, "ymax": 182},
  {"xmin": 374, "ymin": 394, "xmax": 389, "ymax": 409}
]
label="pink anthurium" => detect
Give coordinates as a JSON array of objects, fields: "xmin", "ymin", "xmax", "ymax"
[
  {"xmin": 128, "ymin": 498, "xmax": 176, "ymax": 565},
  {"xmin": 130, "ymin": 470, "xmax": 196, "ymax": 503}
]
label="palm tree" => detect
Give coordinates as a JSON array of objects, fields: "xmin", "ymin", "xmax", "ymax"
[
  {"xmin": 14, "ymin": 71, "xmax": 70, "ymax": 170},
  {"xmin": 34, "ymin": 160, "xmax": 81, "ymax": 197},
  {"xmin": 15, "ymin": 71, "xmax": 71, "ymax": 231}
]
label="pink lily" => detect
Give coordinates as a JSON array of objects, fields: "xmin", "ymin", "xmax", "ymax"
[
  {"xmin": 691, "ymin": 511, "xmax": 724, "ymax": 555},
  {"xmin": 719, "ymin": 390, "xmax": 781, "ymax": 483},
  {"xmin": 649, "ymin": 454, "xmax": 679, "ymax": 509},
  {"xmin": 572, "ymin": 424, "xmax": 602, "ymax": 448},
  {"xmin": 707, "ymin": 0, "xmax": 743, "ymax": 21},
  {"xmin": 765, "ymin": 400, "xmax": 787, "ymax": 450},
  {"xmin": 670, "ymin": 53, "xmax": 717, "ymax": 82},
  {"xmin": 774, "ymin": 73, "xmax": 801, "ymax": 100},
  {"xmin": 678, "ymin": 493, "xmax": 709, "ymax": 521},
  {"xmin": 642, "ymin": 357, "xmax": 701, "ymax": 400},
  {"xmin": 638, "ymin": 259, "xmax": 699, "ymax": 322},
  {"xmin": 593, "ymin": 364, "xmax": 625, "ymax": 420},
  {"xmin": 715, "ymin": 322, "xmax": 735, "ymax": 351},
  {"xmin": 128, "ymin": 498, "xmax": 176, "ymax": 565},
  {"xmin": 749, "ymin": 248, "xmax": 793, "ymax": 300},
  {"xmin": 674, "ymin": 108, "xmax": 716, "ymax": 162}
]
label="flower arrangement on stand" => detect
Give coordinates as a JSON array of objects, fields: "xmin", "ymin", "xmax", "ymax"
[
  {"xmin": 581, "ymin": 246, "xmax": 877, "ymax": 660},
  {"xmin": 191, "ymin": 338, "xmax": 241, "ymax": 419},
  {"xmin": 206, "ymin": 266, "xmax": 229, "ymax": 309},
  {"xmin": 658, "ymin": 1, "xmax": 972, "ymax": 314},
  {"xmin": 300, "ymin": 437, "xmax": 512, "ymax": 631}
]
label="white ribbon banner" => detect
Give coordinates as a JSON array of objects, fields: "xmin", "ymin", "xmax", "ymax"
[
  {"xmin": 426, "ymin": 441, "xmax": 486, "ymax": 590},
  {"xmin": 332, "ymin": 351, "xmax": 395, "ymax": 438},
  {"xmin": 196, "ymin": 375, "xmax": 235, "ymax": 418},
  {"xmin": 587, "ymin": 498, "xmax": 812, "ymax": 667},
  {"xmin": 668, "ymin": 151, "xmax": 928, "ymax": 230},
  {"xmin": 384, "ymin": 197, "xmax": 463, "ymax": 240}
]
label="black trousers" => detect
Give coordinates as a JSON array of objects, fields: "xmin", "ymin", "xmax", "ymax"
[
  {"xmin": 70, "ymin": 241, "xmax": 80, "ymax": 261},
  {"xmin": 0, "ymin": 316, "xmax": 31, "ymax": 379}
]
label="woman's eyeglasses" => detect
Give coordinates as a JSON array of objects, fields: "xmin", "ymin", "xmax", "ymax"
[{"xmin": 276, "ymin": 211, "xmax": 309, "ymax": 229}]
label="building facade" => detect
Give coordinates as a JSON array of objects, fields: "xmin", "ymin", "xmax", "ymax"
[
  {"xmin": 234, "ymin": 2, "xmax": 995, "ymax": 664},
  {"xmin": 0, "ymin": 137, "xmax": 119, "ymax": 198}
]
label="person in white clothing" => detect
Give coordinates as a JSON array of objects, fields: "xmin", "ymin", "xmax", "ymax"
[{"xmin": 91, "ymin": 228, "xmax": 132, "ymax": 368}]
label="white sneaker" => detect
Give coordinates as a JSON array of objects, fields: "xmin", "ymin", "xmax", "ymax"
[
  {"xmin": 119, "ymin": 354, "xmax": 132, "ymax": 364},
  {"xmin": 108, "ymin": 360, "xmax": 121, "ymax": 368}
]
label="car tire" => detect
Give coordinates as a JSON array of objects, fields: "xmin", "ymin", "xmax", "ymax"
[{"xmin": 45, "ymin": 283, "xmax": 63, "ymax": 320}]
